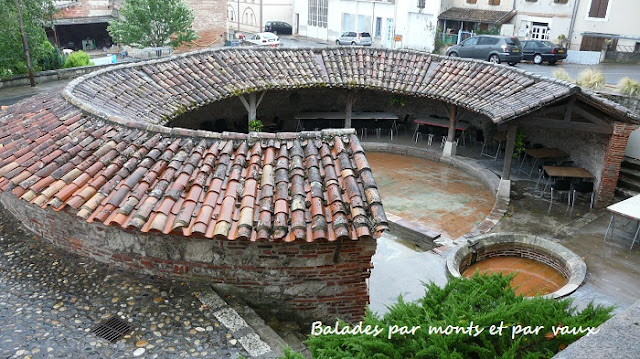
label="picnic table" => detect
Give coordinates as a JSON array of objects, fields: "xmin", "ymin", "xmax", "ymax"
[
  {"xmin": 540, "ymin": 166, "xmax": 593, "ymax": 194},
  {"xmin": 295, "ymin": 112, "xmax": 398, "ymax": 138},
  {"xmin": 412, "ymin": 117, "xmax": 471, "ymax": 145},
  {"xmin": 604, "ymin": 195, "xmax": 640, "ymax": 250},
  {"xmin": 519, "ymin": 148, "xmax": 569, "ymax": 177}
]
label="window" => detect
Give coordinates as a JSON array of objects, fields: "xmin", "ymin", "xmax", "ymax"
[
  {"xmin": 488, "ymin": 0, "xmax": 501, "ymax": 5},
  {"xmin": 466, "ymin": 0, "xmax": 477, "ymax": 3},
  {"xmin": 375, "ymin": 17, "xmax": 382, "ymax": 38},
  {"xmin": 418, "ymin": 0, "xmax": 425, "ymax": 8},
  {"xmin": 554, "ymin": 0, "xmax": 568, "ymax": 3},
  {"xmin": 588, "ymin": 0, "xmax": 609, "ymax": 18},
  {"xmin": 478, "ymin": 37, "xmax": 499, "ymax": 45},
  {"xmin": 308, "ymin": 0, "xmax": 328, "ymax": 27},
  {"xmin": 523, "ymin": 41, "xmax": 536, "ymax": 50},
  {"xmin": 462, "ymin": 37, "xmax": 479, "ymax": 46},
  {"xmin": 531, "ymin": 24, "xmax": 549, "ymax": 40}
]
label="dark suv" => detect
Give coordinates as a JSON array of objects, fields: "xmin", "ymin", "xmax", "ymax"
[
  {"xmin": 264, "ymin": 21, "xmax": 292, "ymax": 35},
  {"xmin": 446, "ymin": 35, "xmax": 523, "ymax": 65}
]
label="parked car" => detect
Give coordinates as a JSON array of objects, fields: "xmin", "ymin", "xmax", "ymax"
[
  {"xmin": 521, "ymin": 40, "xmax": 567, "ymax": 65},
  {"xmin": 446, "ymin": 35, "xmax": 523, "ymax": 65},
  {"xmin": 336, "ymin": 32, "xmax": 372, "ymax": 46},
  {"xmin": 264, "ymin": 21, "xmax": 292, "ymax": 35},
  {"xmin": 244, "ymin": 32, "xmax": 280, "ymax": 47}
]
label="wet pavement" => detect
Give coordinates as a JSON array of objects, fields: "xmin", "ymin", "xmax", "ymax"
[
  {"xmin": 367, "ymin": 152, "xmax": 494, "ymax": 241},
  {"xmin": 0, "ymin": 210, "xmax": 248, "ymax": 359},
  {"xmin": 369, "ymin": 232, "xmax": 447, "ymax": 315}
]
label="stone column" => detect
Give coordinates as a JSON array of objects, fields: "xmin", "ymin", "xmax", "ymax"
[{"xmin": 443, "ymin": 104, "xmax": 457, "ymax": 157}]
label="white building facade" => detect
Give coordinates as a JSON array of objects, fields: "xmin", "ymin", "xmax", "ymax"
[
  {"xmin": 293, "ymin": 0, "xmax": 440, "ymax": 51},
  {"xmin": 510, "ymin": 0, "xmax": 575, "ymax": 43},
  {"xmin": 228, "ymin": 0, "xmax": 294, "ymax": 35}
]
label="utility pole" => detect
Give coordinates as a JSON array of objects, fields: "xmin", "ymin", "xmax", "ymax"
[{"xmin": 14, "ymin": 0, "xmax": 36, "ymax": 87}]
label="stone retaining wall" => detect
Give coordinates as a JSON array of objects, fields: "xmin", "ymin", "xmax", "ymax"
[{"xmin": 0, "ymin": 192, "xmax": 376, "ymax": 324}]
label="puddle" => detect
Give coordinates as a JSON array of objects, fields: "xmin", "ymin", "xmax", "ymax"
[{"xmin": 463, "ymin": 257, "xmax": 568, "ymax": 296}]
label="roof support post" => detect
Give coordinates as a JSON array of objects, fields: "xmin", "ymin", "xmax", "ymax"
[
  {"xmin": 238, "ymin": 92, "xmax": 266, "ymax": 128},
  {"xmin": 344, "ymin": 91, "xmax": 355, "ymax": 129},
  {"xmin": 502, "ymin": 123, "xmax": 518, "ymax": 180},
  {"xmin": 442, "ymin": 103, "xmax": 457, "ymax": 157}
]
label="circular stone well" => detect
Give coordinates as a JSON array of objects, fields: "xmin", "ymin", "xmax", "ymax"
[{"xmin": 447, "ymin": 233, "xmax": 586, "ymax": 298}]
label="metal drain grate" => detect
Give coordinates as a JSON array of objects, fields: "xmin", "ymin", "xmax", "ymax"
[{"xmin": 92, "ymin": 315, "xmax": 133, "ymax": 343}]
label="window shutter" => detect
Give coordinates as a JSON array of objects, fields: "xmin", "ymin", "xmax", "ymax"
[{"xmin": 589, "ymin": 0, "xmax": 609, "ymax": 18}]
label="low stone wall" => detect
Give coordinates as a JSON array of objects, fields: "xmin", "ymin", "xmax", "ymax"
[
  {"xmin": 446, "ymin": 233, "xmax": 587, "ymax": 299},
  {"xmin": 564, "ymin": 50, "xmax": 601, "ymax": 65},
  {"xmin": 0, "ymin": 192, "xmax": 376, "ymax": 324},
  {"xmin": 0, "ymin": 63, "xmax": 124, "ymax": 89},
  {"xmin": 604, "ymin": 51, "xmax": 640, "ymax": 64}
]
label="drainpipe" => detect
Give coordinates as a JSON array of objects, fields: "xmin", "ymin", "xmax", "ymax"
[
  {"xmin": 259, "ymin": 0, "xmax": 263, "ymax": 33},
  {"xmin": 568, "ymin": 0, "xmax": 581, "ymax": 46}
]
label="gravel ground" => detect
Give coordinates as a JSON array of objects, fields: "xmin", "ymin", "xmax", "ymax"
[{"xmin": 0, "ymin": 210, "xmax": 249, "ymax": 359}]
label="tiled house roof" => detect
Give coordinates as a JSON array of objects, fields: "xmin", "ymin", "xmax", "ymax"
[
  {"xmin": 1, "ymin": 47, "xmax": 638, "ymax": 243},
  {"xmin": 0, "ymin": 93, "xmax": 386, "ymax": 242},
  {"xmin": 439, "ymin": 8, "xmax": 517, "ymax": 25}
]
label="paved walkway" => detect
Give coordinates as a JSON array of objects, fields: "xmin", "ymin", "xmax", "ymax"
[{"xmin": 0, "ymin": 209, "xmax": 252, "ymax": 359}]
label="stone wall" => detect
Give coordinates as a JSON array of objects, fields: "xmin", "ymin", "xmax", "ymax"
[
  {"xmin": 518, "ymin": 124, "xmax": 610, "ymax": 203},
  {"xmin": 0, "ymin": 192, "xmax": 377, "ymax": 324},
  {"xmin": 184, "ymin": 0, "xmax": 227, "ymax": 48}
]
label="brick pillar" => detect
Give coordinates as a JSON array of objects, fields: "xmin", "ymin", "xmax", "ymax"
[{"xmin": 595, "ymin": 122, "xmax": 638, "ymax": 208}]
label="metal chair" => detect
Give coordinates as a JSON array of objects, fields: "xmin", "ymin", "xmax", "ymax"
[
  {"xmin": 535, "ymin": 160, "xmax": 558, "ymax": 191},
  {"xmin": 550, "ymin": 179, "xmax": 572, "ymax": 208},
  {"xmin": 572, "ymin": 181, "xmax": 595, "ymax": 208}
]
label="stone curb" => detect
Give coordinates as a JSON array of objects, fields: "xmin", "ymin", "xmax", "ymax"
[{"xmin": 195, "ymin": 286, "xmax": 279, "ymax": 358}]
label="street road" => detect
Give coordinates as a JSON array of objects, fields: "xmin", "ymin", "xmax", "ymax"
[{"xmin": 517, "ymin": 62, "xmax": 640, "ymax": 85}]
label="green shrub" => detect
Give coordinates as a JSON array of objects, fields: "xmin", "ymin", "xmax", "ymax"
[
  {"xmin": 39, "ymin": 41, "xmax": 64, "ymax": 71},
  {"xmin": 291, "ymin": 273, "xmax": 612, "ymax": 359},
  {"xmin": 617, "ymin": 77, "xmax": 640, "ymax": 96},
  {"xmin": 249, "ymin": 119, "xmax": 263, "ymax": 132},
  {"xmin": 63, "ymin": 51, "xmax": 93, "ymax": 68},
  {"xmin": 576, "ymin": 69, "xmax": 605, "ymax": 90}
]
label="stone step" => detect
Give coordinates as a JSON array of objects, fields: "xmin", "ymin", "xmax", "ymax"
[
  {"xmin": 621, "ymin": 157, "xmax": 640, "ymax": 172},
  {"xmin": 615, "ymin": 187, "xmax": 639, "ymax": 200},
  {"xmin": 620, "ymin": 166, "xmax": 640, "ymax": 182},
  {"xmin": 618, "ymin": 172, "xmax": 640, "ymax": 192}
]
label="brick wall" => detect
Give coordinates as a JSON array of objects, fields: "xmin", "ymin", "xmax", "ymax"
[
  {"xmin": 595, "ymin": 122, "xmax": 639, "ymax": 207},
  {"xmin": 183, "ymin": 0, "xmax": 227, "ymax": 49},
  {"xmin": 0, "ymin": 192, "xmax": 376, "ymax": 324},
  {"xmin": 56, "ymin": 0, "xmax": 116, "ymax": 18}
]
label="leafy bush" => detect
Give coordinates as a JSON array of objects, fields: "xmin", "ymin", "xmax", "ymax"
[
  {"xmin": 63, "ymin": 51, "xmax": 93, "ymax": 68},
  {"xmin": 292, "ymin": 273, "xmax": 612, "ymax": 359},
  {"xmin": 576, "ymin": 69, "xmax": 605, "ymax": 90},
  {"xmin": 554, "ymin": 69, "xmax": 572, "ymax": 82},
  {"xmin": 617, "ymin": 77, "xmax": 640, "ymax": 96},
  {"xmin": 249, "ymin": 119, "xmax": 263, "ymax": 132},
  {"xmin": 39, "ymin": 41, "xmax": 64, "ymax": 71}
]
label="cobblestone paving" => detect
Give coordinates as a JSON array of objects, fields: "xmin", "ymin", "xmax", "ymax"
[{"xmin": 0, "ymin": 210, "xmax": 249, "ymax": 359}]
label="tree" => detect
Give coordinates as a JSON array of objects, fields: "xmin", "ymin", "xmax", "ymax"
[
  {"xmin": 0, "ymin": 0, "xmax": 56, "ymax": 79},
  {"xmin": 107, "ymin": 0, "xmax": 197, "ymax": 48}
]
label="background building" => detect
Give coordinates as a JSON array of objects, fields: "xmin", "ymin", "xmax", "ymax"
[
  {"xmin": 293, "ymin": 0, "xmax": 439, "ymax": 51},
  {"xmin": 227, "ymin": 0, "xmax": 293, "ymax": 35},
  {"xmin": 50, "ymin": 0, "xmax": 226, "ymax": 51}
]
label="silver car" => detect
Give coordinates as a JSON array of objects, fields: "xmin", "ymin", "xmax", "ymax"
[{"xmin": 336, "ymin": 32, "xmax": 372, "ymax": 46}]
